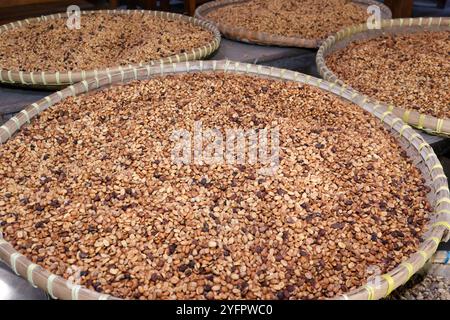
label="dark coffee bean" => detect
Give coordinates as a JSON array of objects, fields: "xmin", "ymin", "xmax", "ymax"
[
  {"xmin": 35, "ymin": 221, "xmax": 45, "ymax": 228},
  {"xmin": 168, "ymin": 244, "xmax": 177, "ymax": 255},
  {"xmin": 200, "ymin": 177, "xmax": 208, "ymax": 186},
  {"xmin": 315, "ymin": 143, "xmax": 325, "ymax": 149},
  {"xmin": 276, "ymin": 291, "xmax": 285, "ymax": 300},
  {"xmin": 59, "ymin": 231, "xmax": 69, "ymax": 237},
  {"xmin": 286, "ymin": 285, "xmax": 296, "ymax": 293},
  {"xmin": 256, "ymin": 191, "xmax": 265, "ymax": 199},
  {"xmin": 299, "ymin": 249, "xmax": 309, "ymax": 257},
  {"xmin": 122, "ymin": 273, "xmax": 131, "ymax": 280},
  {"xmin": 178, "ymin": 264, "xmax": 188, "ymax": 273},
  {"xmin": 391, "ymin": 230, "xmax": 404, "ymax": 238},
  {"xmin": 50, "ymin": 199, "xmax": 60, "ymax": 208}
]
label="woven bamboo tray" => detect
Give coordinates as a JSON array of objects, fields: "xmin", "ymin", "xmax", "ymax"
[
  {"xmin": 0, "ymin": 9, "xmax": 221, "ymax": 89},
  {"xmin": 316, "ymin": 17, "xmax": 450, "ymax": 137},
  {"xmin": 0, "ymin": 61, "xmax": 449, "ymax": 300},
  {"xmin": 195, "ymin": 0, "xmax": 391, "ymax": 48}
]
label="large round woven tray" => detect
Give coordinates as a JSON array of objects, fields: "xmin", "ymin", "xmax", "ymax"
[
  {"xmin": 0, "ymin": 61, "xmax": 449, "ymax": 300},
  {"xmin": 0, "ymin": 10, "xmax": 221, "ymax": 89},
  {"xmin": 316, "ymin": 17, "xmax": 450, "ymax": 137},
  {"xmin": 195, "ymin": 0, "xmax": 391, "ymax": 48}
]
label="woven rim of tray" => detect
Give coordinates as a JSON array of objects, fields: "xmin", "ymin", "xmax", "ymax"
[
  {"xmin": 0, "ymin": 60, "xmax": 449, "ymax": 300},
  {"xmin": 316, "ymin": 17, "xmax": 450, "ymax": 137},
  {"xmin": 0, "ymin": 9, "xmax": 221, "ymax": 88},
  {"xmin": 195, "ymin": 0, "xmax": 391, "ymax": 48}
]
